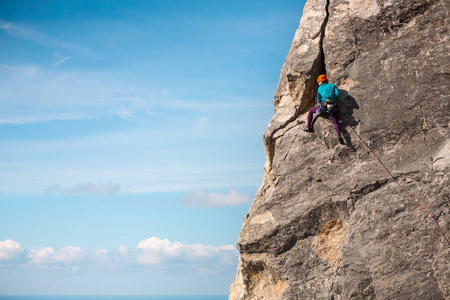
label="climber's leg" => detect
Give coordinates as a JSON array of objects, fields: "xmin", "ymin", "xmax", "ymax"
[
  {"xmin": 306, "ymin": 106, "xmax": 317, "ymax": 130},
  {"xmin": 329, "ymin": 111, "xmax": 341, "ymax": 137}
]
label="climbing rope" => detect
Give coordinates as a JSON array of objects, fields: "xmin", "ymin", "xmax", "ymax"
[{"xmin": 347, "ymin": 124, "xmax": 450, "ymax": 246}]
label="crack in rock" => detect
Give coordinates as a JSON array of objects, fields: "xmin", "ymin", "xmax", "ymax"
[{"xmin": 262, "ymin": 0, "xmax": 330, "ymax": 186}]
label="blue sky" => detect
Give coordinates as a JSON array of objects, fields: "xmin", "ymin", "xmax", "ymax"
[{"xmin": 0, "ymin": 0, "xmax": 305, "ymax": 295}]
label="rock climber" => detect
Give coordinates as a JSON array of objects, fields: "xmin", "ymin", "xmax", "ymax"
[{"xmin": 303, "ymin": 74, "xmax": 344, "ymax": 144}]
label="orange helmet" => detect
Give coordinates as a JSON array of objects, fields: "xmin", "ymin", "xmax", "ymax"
[{"xmin": 317, "ymin": 74, "xmax": 328, "ymax": 83}]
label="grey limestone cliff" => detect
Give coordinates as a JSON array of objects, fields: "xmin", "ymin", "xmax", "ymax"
[{"xmin": 230, "ymin": 0, "xmax": 450, "ymax": 299}]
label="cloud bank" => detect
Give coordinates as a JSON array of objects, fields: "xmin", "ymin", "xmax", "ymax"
[{"xmin": 0, "ymin": 238, "xmax": 238, "ymax": 272}]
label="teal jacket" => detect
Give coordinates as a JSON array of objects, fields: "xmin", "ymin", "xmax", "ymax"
[{"xmin": 317, "ymin": 82, "xmax": 340, "ymax": 104}]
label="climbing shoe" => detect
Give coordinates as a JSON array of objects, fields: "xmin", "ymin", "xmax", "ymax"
[
  {"xmin": 302, "ymin": 127, "xmax": 313, "ymax": 133},
  {"xmin": 339, "ymin": 137, "xmax": 345, "ymax": 144}
]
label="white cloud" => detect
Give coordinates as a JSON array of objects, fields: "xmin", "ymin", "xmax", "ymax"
[
  {"xmin": 93, "ymin": 238, "xmax": 239, "ymax": 271},
  {"xmin": 0, "ymin": 238, "xmax": 238, "ymax": 273},
  {"xmin": 27, "ymin": 247, "xmax": 55, "ymax": 264},
  {"xmin": 135, "ymin": 237, "xmax": 238, "ymax": 265},
  {"xmin": 44, "ymin": 182, "xmax": 122, "ymax": 196},
  {"xmin": 27, "ymin": 246, "xmax": 86, "ymax": 265},
  {"xmin": 54, "ymin": 246, "xmax": 86, "ymax": 265},
  {"xmin": 184, "ymin": 188, "xmax": 251, "ymax": 208},
  {"xmin": 136, "ymin": 237, "xmax": 181, "ymax": 264},
  {"xmin": 0, "ymin": 239, "xmax": 26, "ymax": 263}
]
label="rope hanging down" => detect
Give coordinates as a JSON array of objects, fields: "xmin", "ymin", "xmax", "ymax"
[{"xmin": 347, "ymin": 125, "xmax": 450, "ymax": 246}]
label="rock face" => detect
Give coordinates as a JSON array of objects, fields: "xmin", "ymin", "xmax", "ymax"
[{"xmin": 230, "ymin": 0, "xmax": 450, "ymax": 299}]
